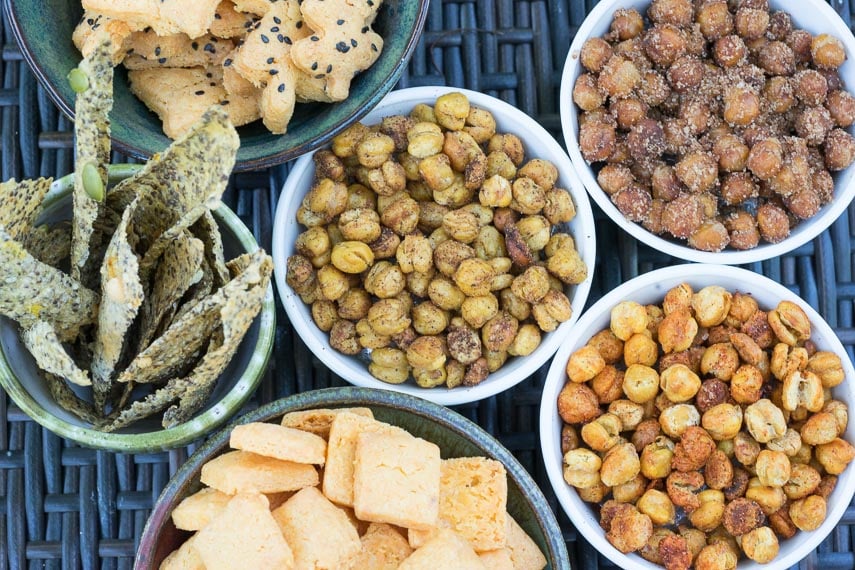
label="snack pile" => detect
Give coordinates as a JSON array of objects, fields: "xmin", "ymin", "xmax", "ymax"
[
  {"xmin": 73, "ymin": 0, "xmax": 387, "ymax": 137},
  {"xmin": 0, "ymin": 39, "xmax": 272, "ymax": 431},
  {"xmin": 158, "ymin": 407, "xmax": 548, "ymax": 569},
  {"xmin": 574, "ymin": 0, "xmax": 855, "ymax": 252},
  {"xmin": 557, "ymin": 283, "xmax": 854, "ymax": 568},
  {"xmin": 285, "ymin": 92, "xmax": 588, "ymax": 390}
]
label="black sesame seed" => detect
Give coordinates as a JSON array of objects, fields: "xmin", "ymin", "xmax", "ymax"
[
  {"xmin": 206, "ymin": 72, "xmax": 213, "ymax": 78},
  {"xmin": 260, "ymin": 34, "xmax": 269, "ymax": 43},
  {"xmin": 278, "ymin": 83, "xmax": 286, "ymax": 93},
  {"xmin": 215, "ymin": 12, "xmax": 221, "ymax": 19},
  {"xmin": 311, "ymin": 62, "xmax": 318, "ymax": 71},
  {"xmin": 273, "ymin": 16, "xmax": 281, "ymax": 24},
  {"xmin": 195, "ymin": 90, "xmax": 205, "ymax": 95},
  {"xmin": 361, "ymin": 26, "xmax": 369, "ymax": 33},
  {"xmin": 224, "ymin": 58, "xmax": 233, "ymax": 66},
  {"xmin": 310, "ymin": 35, "xmax": 319, "ymax": 41},
  {"xmin": 244, "ymin": 21, "xmax": 252, "ymax": 28},
  {"xmin": 204, "ymin": 43, "xmax": 215, "ymax": 53},
  {"xmin": 155, "ymin": 47, "xmax": 161, "ymax": 56},
  {"xmin": 326, "ymin": 64, "xmax": 332, "ymax": 73},
  {"xmin": 368, "ymin": 0, "xmax": 374, "ymax": 6},
  {"xmin": 351, "ymin": 38, "xmax": 358, "ymax": 47},
  {"xmin": 210, "ymin": 82, "xmax": 217, "ymax": 87},
  {"xmin": 337, "ymin": 19, "xmax": 344, "ymax": 25},
  {"xmin": 220, "ymin": 100, "xmax": 230, "ymax": 105},
  {"xmin": 158, "ymin": 57, "xmax": 167, "ymax": 64},
  {"xmin": 371, "ymin": 43, "xmax": 378, "ymax": 52},
  {"xmin": 336, "ymin": 41, "xmax": 350, "ymax": 53},
  {"xmin": 267, "ymin": 57, "xmax": 274, "ymax": 64},
  {"xmin": 92, "ymin": 23, "xmax": 100, "ymax": 29},
  {"xmin": 270, "ymin": 69, "xmax": 279, "ymax": 75},
  {"xmin": 282, "ymin": 35, "xmax": 291, "ymax": 44},
  {"xmin": 271, "ymin": 26, "xmax": 279, "ymax": 32},
  {"xmin": 296, "ymin": 21, "xmax": 303, "ymax": 29},
  {"xmin": 86, "ymin": 18, "xmax": 94, "ymax": 25}
]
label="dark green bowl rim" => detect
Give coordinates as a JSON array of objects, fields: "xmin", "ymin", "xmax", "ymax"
[
  {"xmin": 3, "ymin": 0, "xmax": 430, "ymax": 172},
  {"xmin": 134, "ymin": 387, "xmax": 571, "ymax": 569},
  {"xmin": 0, "ymin": 164, "xmax": 276, "ymax": 452}
]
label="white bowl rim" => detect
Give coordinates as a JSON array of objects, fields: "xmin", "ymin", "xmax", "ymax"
[
  {"xmin": 559, "ymin": 0, "xmax": 855, "ymax": 265},
  {"xmin": 539, "ymin": 263, "xmax": 855, "ymax": 570},
  {"xmin": 273, "ymin": 85, "xmax": 596, "ymax": 406}
]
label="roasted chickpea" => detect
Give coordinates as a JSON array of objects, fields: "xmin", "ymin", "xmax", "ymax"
[
  {"xmin": 789, "ymin": 495, "xmax": 827, "ymax": 531},
  {"xmin": 695, "ymin": 542, "xmax": 738, "ymax": 570},
  {"xmin": 815, "ymin": 438, "xmax": 855, "ymax": 475},
  {"xmin": 745, "ymin": 399, "xmax": 787, "ymax": 443},
  {"xmin": 644, "ymin": 24, "xmax": 688, "ymax": 67},
  {"xmin": 623, "ymin": 333, "xmax": 659, "ymax": 367},
  {"xmin": 756, "ymin": 202, "xmax": 791, "ymax": 243},
  {"xmin": 741, "ymin": 526, "xmax": 779, "ymax": 564},
  {"xmin": 826, "ymin": 90, "xmax": 855, "ymax": 127},
  {"xmin": 824, "ymin": 128, "xmax": 855, "ymax": 170},
  {"xmin": 660, "ymin": 364, "xmax": 701, "ymax": 403},
  {"xmin": 565, "ymin": 345, "xmax": 606, "ymax": 384},
  {"xmin": 624, "ymin": 364, "xmax": 661, "ymax": 404},
  {"xmin": 286, "ymin": 254, "xmax": 317, "ymax": 296},
  {"xmin": 692, "ymin": 286, "xmax": 733, "ymax": 328},
  {"xmin": 666, "ymin": 470, "xmax": 704, "ymax": 513},
  {"xmin": 480, "ymin": 310, "xmax": 518, "ymax": 353},
  {"xmin": 700, "ymin": 342, "xmax": 740, "ymax": 381},
  {"xmin": 812, "ymin": 34, "xmax": 847, "ymax": 69},
  {"xmin": 459, "ymin": 294, "xmax": 499, "ymax": 329},
  {"xmin": 607, "ymin": 507, "xmax": 653, "ymax": 554},
  {"xmin": 701, "ymin": 403, "xmax": 743, "ymax": 442},
  {"xmin": 641, "ymin": 436, "xmax": 675, "ymax": 480},
  {"xmin": 507, "ymin": 323, "xmax": 542, "ymax": 357},
  {"xmin": 368, "ymin": 347, "xmax": 410, "ymax": 384},
  {"xmin": 601, "ymin": 442, "xmax": 642, "ymax": 487},
  {"xmin": 638, "ymin": 489, "xmax": 676, "ymax": 526},
  {"xmin": 580, "ymin": 37, "xmax": 614, "ymax": 73},
  {"xmin": 366, "ymin": 298, "xmax": 411, "ymax": 337},
  {"xmin": 531, "ymin": 289, "xmax": 573, "ymax": 332},
  {"xmin": 660, "ymin": 404, "xmax": 701, "ymax": 439},
  {"xmin": 563, "ymin": 448, "xmax": 602, "ymax": 488},
  {"xmin": 598, "ymin": 55, "xmax": 642, "ymax": 98}
]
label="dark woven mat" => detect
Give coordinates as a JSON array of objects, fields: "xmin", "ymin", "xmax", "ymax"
[{"xmin": 0, "ymin": 1, "xmax": 854, "ymax": 569}]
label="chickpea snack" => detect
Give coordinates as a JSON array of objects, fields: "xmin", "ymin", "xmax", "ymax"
[
  {"xmin": 541, "ymin": 264, "xmax": 855, "ymax": 570},
  {"xmin": 561, "ymin": 0, "xmax": 855, "ymax": 264},
  {"xmin": 274, "ymin": 87, "xmax": 595, "ymax": 405}
]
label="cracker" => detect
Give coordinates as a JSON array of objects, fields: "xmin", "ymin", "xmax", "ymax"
[
  {"xmin": 0, "ymin": 177, "xmax": 52, "ymax": 240},
  {"xmin": 194, "ymin": 493, "xmax": 295, "ymax": 570},
  {"xmin": 91, "ymin": 197, "xmax": 144, "ymax": 403},
  {"xmin": 129, "ymin": 67, "xmax": 229, "ymax": 140},
  {"xmin": 221, "ymin": 65, "xmax": 262, "ymax": 127},
  {"xmin": 295, "ymin": 70, "xmax": 335, "ymax": 104},
  {"xmin": 23, "ymin": 222, "xmax": 72, "ymax": 268},
  {"xmin": 353, "ymin": 430, "xmax": 440, "ymax": 530},
  {"xmin": 43, "ymin": 373, "xmax": 101, "ymax": 424},
  {"xmin": 137, "ymin": 232, "xmax": 204, "ymax": 351},
  {"xmin": 0, "ymin": 227, "xmax": 98, "ymax": 342},
  {"xmin": 172, "ymin": 257, "xmax": 214, "ymax": 324},
  {"xmin": 71, "ymin": 37, "xmax": 112, "ymax": 283},
  {"xmin": 211, "ymin": 1, "xmax": 257, "ymax": 38},
  {"xmin": 190, "ymin": 211, "xmax": 230, "ymax": 288},
  {"xmin": 398, "ymin": 529, "xmax": 486, "ymax": 570},
  {"xmin": 506, "ymin": 515, "xmax": 548, "ymax": 570},
  {"xmin": 171, "ymin": 487, "xmax": 231, "ymax": 531},
  {"xmin": 344, "ymin": 523, "xmax": 413, "ymax": 570},
  {"xmin": 259, "ymin": 59, "xmax": 297, "ymax": 134},
  {"xmin": 101, "ymin": 375, "xmax": 199, "ymax": 431},
  {"xmin": 123, "ymin": 32, "xmax": 233, "ymax": 70},
  {"xmin": 289, "ymin": 0, "xmax": 385, "ymax": 102},
  {"xmin": 231, "ymin": 0, "xmax": 307, "ymax": 87},
  {"xmin": 478, "ymin": 548, "xmax": 515, "ymax": 570},
  {"xmin": 279, "ymin": 407, "xmax": 373, "ymax": 438},
  {"xmin": 408, "ymin": 457, "xmax": 508, "ymax": 551},
  {"xmin": 230, "ymin": 422, "xmax": 327, "ymax": 465},
  {"xmin": 201, "ymin": 450, "xmax": 319, "ymax": 494},
  {"xmin": 160, "ymin": 532, "xmax": 205, "ymax": 570},
  {"xmin": 81, "ymin": 0, "xmax": 220, "ymax": 39},
  {"xmin": 160, "ymin": 250, "xmax": 272, "ymax": 428},
  {"xmin": 22, "ymin": 321, "xmax": 91, "ymax": 387},
  {"xmin": 232, "ymin": 0, "xmax": 277, "ymax": 17},
  {"xmin": 323, "ymin": 412, "xmax": 408, "ymax": 507},
  {"xmin": 272, "ymin": 486, "xmax": 361, "ymax": 569},
  {"xmin": 72, "ymin": 12, "xmax": 137, "ymax": 65}
]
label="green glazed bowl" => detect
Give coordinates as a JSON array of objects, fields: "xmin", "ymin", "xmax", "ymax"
[
  {"xmin": 0, "ymin": 164, "xmax": 276, "ymax": 452},
  {"xmin": 4, "ymin": 0, "xmax": 428, "ymax": 171},
  {"xmin": 134, "ymin": 387, "xmax": 571, "ymax": 569}
]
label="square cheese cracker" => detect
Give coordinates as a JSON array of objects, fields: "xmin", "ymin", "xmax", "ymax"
[
  {"xmin": 200, "ymin": 450, "xmax": 318, "ymax": 494},
  {"xmin": 322, "ymin": 412, "xmax": 405, "ymax": 506},
  {"xmin": 398, "ymin": 530, "xmax": 486, "ymax": 570},
  {"xmin": 230, "ymin": 422, "xmax": 327, "ymax": 464},
  {"xmin": 280, "ymin": 407, "xmax": 373, "ymax": 438},
  {"xmin": 194, "ymin": 493, "xmax": 294, "ymax": 570},
  {"xmin": 506, "ymin": 514, "xmax": 548, "ymax": 570},
  {"xmin": 408, "ymin": 457, "xmax": 508, "ymax": 551},
  {"xmin": 272, "ymin": 486, "xmax": 361, "ymax": 569},
  {"xmin": 171, "ymin": 487, "xmax": 231, "ymax": 531},
  {"xmin": 344, "ymin": 523, "xmax": 413, "ymax": 570},
  {"xmin": 352, "ymin": 430, "xmax": 441, "ymax": 531}
]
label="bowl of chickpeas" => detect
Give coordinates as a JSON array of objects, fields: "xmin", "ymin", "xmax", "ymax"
[
  {"xmin": 560, "ymin": 0, "xmax": 855, "ymax": 264},
  {"xmin": 273, "ymin": 86, "xmax": 596, "ymax": 406},
  {"xmin": 539, "ymin": 263, "xmax": 855, "ymax": 570}
]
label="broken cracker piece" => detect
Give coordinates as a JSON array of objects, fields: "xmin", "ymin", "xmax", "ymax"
[
  {"xmin": 172, "ymin": 487, "xmax": 231, "ymax": 531},
  {"xmin": 81, "ymin": 0, "xmax": 220, "ymax": 39},
  {"xmin": 230, "ymin": 422, "xmax": 327, "ymax": 464},
  {"xmin": 201, "ymin": 450, "xmax": 319, "ymax": 494}
]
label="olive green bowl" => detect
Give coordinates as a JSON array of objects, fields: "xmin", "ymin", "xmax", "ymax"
[
  {"xmin": 134, "ymin": 387, "xmax": 571, "ymax": 569},
  {"xmin": 4, "ymin": 0, "xmax": 428, "ymax": 171},
  {"xmin": 0, "ymin": 164, "xmax": 275, "ymax": 452}
]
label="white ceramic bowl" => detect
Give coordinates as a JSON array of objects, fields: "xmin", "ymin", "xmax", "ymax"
[
  {"xmin": 539, "ymin": 264, "xmax": 855, "ymax": 570},
  {"xmin": 273, "ymin": 86, "xmax": 596, "ymax": 406},
  {"xmin": 559, "ymin": 0, "xmax": 855, "ymax": 264}
]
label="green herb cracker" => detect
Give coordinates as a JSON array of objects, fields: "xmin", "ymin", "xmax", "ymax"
[
  {"xmin": 0, "ymin": 178, "xmax": 53, "ymax": 240},
  {"xmin": 22, "ymin": 321, "xmax": 91, "ymax": 387},
  {"xmin": 22, "ymin": 222, "xmax": 72, "ymax": 268},
  {"xmin": 191, "ymin": 211, "xmax": 230, "ymax": 288}
]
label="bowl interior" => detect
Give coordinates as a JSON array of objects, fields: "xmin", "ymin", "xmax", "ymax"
[
  {"xmin": 559, "ymin": 0, "xmax": 855, "ymax": 264},
  {"xmin": 272, "ymin": 86, "xmax": 597, "ymax": 406},
  {"xmin": 5, "ymin": 0, "xmax": 427, "ymax": 171},
  {"xmin": 136, "ymin": 387, "xmax": 570, "ymax": 569},
  {"xmin": 0, "ymin": 165, "xmax": 275, "ymax": 451},
  {"xmin": 540, "ymin": 264, "xmax": 855, "ymax": 570}
]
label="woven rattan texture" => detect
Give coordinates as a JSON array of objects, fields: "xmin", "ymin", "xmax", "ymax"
[{"xmin": 0, "ymin": 1, "xmax": 854, "ymax": 569}]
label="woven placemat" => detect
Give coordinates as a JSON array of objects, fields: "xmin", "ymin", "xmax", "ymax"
[{"xmin": 0, "ymin": 1, "xmax": 854, "ymax": 569}]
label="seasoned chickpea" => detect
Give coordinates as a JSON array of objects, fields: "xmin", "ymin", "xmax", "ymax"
[
  {"xmin": 815, "ymin": 438, "xmax": 855, "ymax": 474},
  {"xmin": 691, "ymin": 286, "xmax": 732, "ymax": 328},
  {"xmin": 672, "ymin": 425, "xmax": 717, "ymax": 472},
  {"xmin": 453, "ymin": 258, "xmax": 495, "ymax": 297},
  {"xmin": 356, "ymin": 132, "xmax": 395, "ymax": 169},
  {"xmin": 459, "ymin": 294, "xmax": 499, "ymax": 329},
  {"xmin": 807, "ymin": 351, "xmax": 845, "ymax": 388},
  {"xmin": 580, "ymin": 37, "xmax": 614, "ymax": 73},
  {"xmin": 700, "ymin": 342, "xmax": 740, "ymax": 381},
  {"xmin": 478, "ymin": 174, "xmax": 512, "ymax": 208},
  {"xmin": 644, "ymin": 24, "xmax": 688, "ymax": 67},
  {"xmin": 801, "ymin": 412, "xmax": 840, "ymax": 446},
  {"xmin": 812, "ymin": 34, "xmax": 847, "ymax": 69},
  {"xmin": 317, "ymin": 264, "xmax": 350, "ymax": 302},
  {"xmin": 601, "ymin": 442, "xmax": 642, "ymax": 487},
  {"xmin": 666, "ymin": 470, "xmax": 704, "ymax": 513},
  {"xmin": 656, "ymin": 309, "xmax": 698, "ymax": 355},
  {"xmin": 285, "ymin": 254, "xmax": 317, "ymax": 296},
  {"xmin": 660, "ymin": 364, "xmax": 701, "ymax": 403},
  {"xmin": 607, "ymin": 507, "xmax": 653, "ymax": 554},
  {"xmin": 363, "ymin": 262, "xmax": 405, "ymax": 299},
  {"xmin": 508, "ymin": 323, "xmax": 542, "ymax": 356},
  {"xmin": 688, "ymin": 490, "xmax": 725, "ymax": 532},
  {"xmin": 563, "ymin": 448, "xmax": 602, "ymax": 488},
  {"xmin": 356, "ymin": 318, "xmax": 391, "ymax": 349},
  {"xmin": 581, "ymin": 413, "xmax": 623, "ymax": 453},
  {"xmin": 641, "ymin": 436, "xmax": 675, "ymax": 480},
  {"xmin": 730, "ymin": 364, "xmax": 764, "ymax": 404},
  {"xmin": 598, "ymin": 55, "xmax": 642, "ymax": 98},
  {"xmin": 405, "ymin": 336, "xmax": 446, "ymax": 371},
  {"xmin": 624, "ymin": 364, "xmax": 661, "ymax": 404},
  {"xmin": 703, "ymin": 449, "xmax": 733, "ymax": 490},
  {"xmin": 741, "ymin": 526, "xmax": 779, "ymax": 564},
  {"xmin": 824, "ymin": 400, "xmax": 849, "ymax": 434},
  {"xmin": 638, "ymin": 489, "xmax": 676, "ymax": 526},
  {"xmin": 337, "ymin": 289, "xmax": 372, "ymax": 321},
  {"xmin": 754, "ymin": 449, "xmax": 792, "ymax": 488},
  {"xmin": 368, "ymin": 347, "xmax": 410, "ymax": 384},
  {"xmin": 329, "ymin": 320, "xmax": 361, "ymax": 355},
  {"xmin": 440, "ymin": 209, "xmax": 479, "ymax": 244},
  {"xmin": 531, "ymin": 289, "xmax": 573, "ymax": 332},
  {"xmin": 330, "ymin": 241, "xmax": 374, "ymax": 274},
  {"xmin": 782, "ymin": 370, "xmax": 824, "ymax": 413},
  {"xmin": 824, "ymin": 128, "xmax": 855, "ymax": 170},
  {"xmin": 745, "ymin": 399, "xmax": 787, "ymax": 443},
  {"xmin": 660, "ymin": 404, "xmax": 701, "ymax": 438},
  {"xmin": 789, "ymin": 495, "xmax": 827, "ymax": 531},
  {"xmin": 701, "ymin": 403, "xmax": 743, "ymax": 442},
  {"xmin": 783, "ymin": 463, "xmax": 821, "ymax": 501},
  {"xmin": 547, "ymin": 247, "xmax": 588, "ymax": 285},
  {"xmin": 614, "ymin": 475, "xmax": 647, "ymax": 504},
  {"xmin": 695, "ymin": 542, "xmax": 738, "ymax": 570},
  {"xmin": 511, "ymin": 177, "xmax": 547, "ymax": 215},
  {"xmin": 606, "ymin": 399, "xmax": 643, "ymax": 432},
  {"xmin": 610, "ymin": 301, "xmax": 649, "ymax": 341},
  {"xmin": 311, "ymin": 300, "xmax": 338, "ymax": 333},
  {"xmin": 366, "ymin": 298, "xmax": 411, "ymax": 337}
]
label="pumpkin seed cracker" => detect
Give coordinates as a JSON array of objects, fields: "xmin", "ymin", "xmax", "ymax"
[
  {"xmin": 116, "ymin": 249, "xmax": 271, "ymax": 387},
  {"xmin": 161, "ymin": 253, "xmax": 271, "ymax": 427},
  {"xmin": 43, "ymin": 372, "xmax": 102, "ymax": 425},
  {"xmin": 71, "ymin": 38, "xmax": 113, "ymax": 282},
  {"xmin": 106, "ymin": 107, "xmax": 238, "ymax": 279},
  {"xmin": 91, "ymin": 198, "xmax": 144, "ymax": 407},
  {"xmin": 22, "ymin": 222, "xmax": 72, "ymax": 268},
  {"xmin": 137, "ymin": 232, "xmax": 204, "ymax": 351},
  {"xmin": 0, "ymin": 228, "xmax": 98, "ymax": 342},
  {"xmin": 21, "ymin": 320, "xmax": 91, "ymax": 387},
  {"xmin": 171, "ymin": 257, "xmax": 214, "ymax": 324},
  {"xmin": 0, "ymin": 178, "xmax": 53, "ymax": 240},
  {"xmin": 101, "ymin": 376, "xmax": 195, "ymax": 432},
  {"xmin": 191, "ymin": 211, "xmax": 230, "ymax": 287}
]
